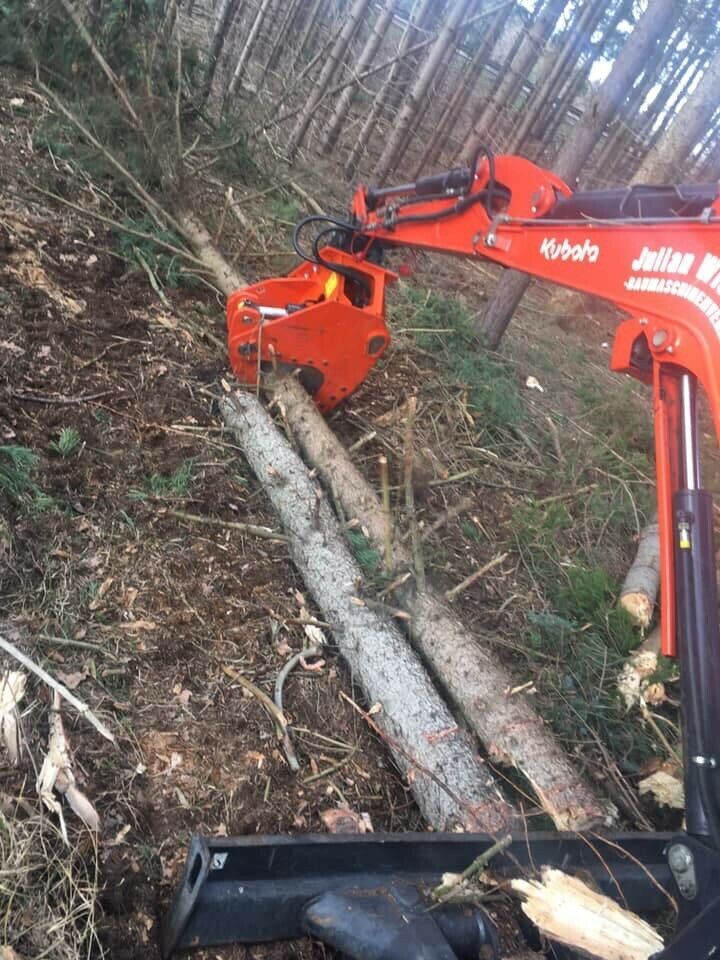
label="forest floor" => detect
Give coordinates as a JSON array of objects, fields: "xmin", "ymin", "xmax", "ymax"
[{"xmin": 0, "ymin": 66, "xmax": 684, "ymax": 960}]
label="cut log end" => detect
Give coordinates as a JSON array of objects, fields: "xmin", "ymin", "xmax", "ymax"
[
  {"xmin": 619, "ymin": 522, "xmax": 659, "ymax": 629},
  {"xmin": 619, "ymin": 591, "xmax": 654, "ymax": 629}
]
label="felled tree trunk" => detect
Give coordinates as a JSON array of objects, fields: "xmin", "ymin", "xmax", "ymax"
[
  {"xmin": 619, "ymin": 521, "xmax": 660, "ymax": 629},
  {"xmin": 177, "ymin": 225, "xmax": 514, "ymax": 831},
  {"xmin": 221, "ymin": 392, "xmax": 514, "ymax": 834},
  {"xmin": 269, "ymin": 373, "xmax": 612, "ymax": 831},
  {"xmin": 175, "ymin": 211, "xmax": 246, "ymax": 294}
]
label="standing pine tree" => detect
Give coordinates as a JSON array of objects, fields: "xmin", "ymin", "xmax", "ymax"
[
  {"xmin": 633, "ymin": 45, "xmax": 720, "ymax": 183},
  {"xmin": 474, "ymin": 0, "xmax": 677, "ymax": 350}
]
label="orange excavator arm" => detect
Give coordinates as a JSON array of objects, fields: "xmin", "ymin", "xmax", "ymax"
[{"xmin": 227, "ymin": 149, "xmax": 720, "ymax": 682}]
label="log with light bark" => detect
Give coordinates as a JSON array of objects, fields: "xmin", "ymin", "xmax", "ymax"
[
  {"xmin": 221, "ymin": 391, "xmax": 514, "ymax": 834},
  {"xmin": 619, "ymin": 521, "xmax": 660, "ymax": 629},
  {"xmin": 511, "ymin": 868, "xmax": 664, "ymax": 960},
  {"xmin": 179, "ymin": 223, "xmax": 515, "ymax": 832},
  {"xmin": 269, "ymin": 373, "xmax": 612, "ymax": 831}
]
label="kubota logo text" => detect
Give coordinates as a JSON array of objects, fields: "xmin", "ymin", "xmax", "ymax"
[{"xmin": 539, "ymin": 237, "xmax": 600, "ymax": 263}]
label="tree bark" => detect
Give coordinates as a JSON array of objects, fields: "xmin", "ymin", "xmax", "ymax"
[
  {"xmin": 462, "ymin": 0, "xmax": 567, "ymax": 157},
  {"xmin": 175, "ymin": 211, "xmax": 246, "ymax": 294},
  {"xmin": 619, "ymin": 521, "xmax": 660, "ymax": 629},
  {"xmin": 224, "ymin": 0, "xmax": 274, "ymax": 101},
  {"xmin": 290, "ymin": 0, "xmax": 326, "ymax": 71},
  {"xmin": 221, "ymin": 391, "xmax": 514, "ymax": 834},
  {"xmin": 590, "ymin": 24, "xmax": 678, "ymax": 185},
  {"xmin": 203, "ymin": 0, "xmax": 242, "ymax": 102},
  {"xmin": 633, "ymin": 46, "xmax": 720, "ymax": 184},
  {"xmin": 534, "ymin": 55, "xmax": 591, "ymax": 151},
  {"xmin": 343, "ymin": 0, "xmax": 434, "ymax": 179},
  {"xmin": 382, "ymin": 0, "xmax": 439, "ymax": 117},
  {"xmin": 372, "ymin": 0, "xmax": 470, "ymax": 183},
  {"xmin": 416, "ymin": 0, "xmax": 513, "ymax": 174},
  {"xmin": 287, "ymin": 0, "xmax": 373, "ymax": 156},
  {"xmin": 320, "ymin": 0, "xmax": 398, "ymax": 155},
  {"xmin": 269, "ymin": 373, "xmax": 613, "ymax": 831},
  {"xmin": 259, "ymin": 0, "xmax": 304, "ymax": 81},
  {"xmin": 172, "ymin": 210, "xmax": 517, "ymax": 831},
  {"xmin": 508, "ymin": 0, "xmax": 607, "ymax": 155},
  {"xmin": 474, "ymin": 0, "xmax": 677, "ymax": 349}
]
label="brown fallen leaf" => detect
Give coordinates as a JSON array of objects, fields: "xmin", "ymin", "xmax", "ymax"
[
  {"xmin": 118, "ymin": 619, "xmax": 157, "ymax": 632},
  {"xmin": 57, "ymin": 670, "xmax": 87, "ymax": 690},
  {"xmin": 320, "ymin": 806, "xmax": 371, "ymax": 835},
  {"xmin": 89, "ymin": 576, "xmax": 114, "ymax": 610}
]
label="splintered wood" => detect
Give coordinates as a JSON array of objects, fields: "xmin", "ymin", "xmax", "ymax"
[{"xmin": 511, "ymin": 868, "xmax": 664, "ymax": 960}]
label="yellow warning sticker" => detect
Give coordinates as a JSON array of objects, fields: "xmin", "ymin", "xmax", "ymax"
[{"xmin": 324, "ymin": 272, "xmax": 339, "ymax": 299}]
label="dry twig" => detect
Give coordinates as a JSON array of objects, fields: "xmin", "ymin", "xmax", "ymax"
[
  {"xmin": 445, "ymin": 552, "xmax": 508, "ymax": 601},
  {"xmin": 0, "ymin": 631, "xmax": 115, "ymax": 742},
  {"xmin": 403, "ymin": 397, "xmax": 425, "ymax": 591},
  {"xmin": 166, "ymin": 509, "xmax": 288, "ymax": 540},
  {"xmin": 274, "ymin": 645, "xmax": 323, "ymax": 772}
]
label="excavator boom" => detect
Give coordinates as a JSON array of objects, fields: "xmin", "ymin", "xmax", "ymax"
[{"xmin": 185, "ymin": 149, "xmax": 720, "ymax": 960}]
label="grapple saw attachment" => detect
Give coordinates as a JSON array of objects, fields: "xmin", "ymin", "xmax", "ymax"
[{"xmin": 227, "ymin": 247, "xmax": 397, "ymax": 412}]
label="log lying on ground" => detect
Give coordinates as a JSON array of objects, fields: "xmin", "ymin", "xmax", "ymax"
[
  {"xmin": 269, "ymin": 373, "xmax": 612, "ymax": 832},
  {"xmin": 221, "ymin": 391, "xmax": 515, "ymax": 834},
  {"xmin": 619, "ymin": 521, "xmax": 659, "ymax": 629},
  {"xmin": 511, "ymin": 868, "xmax": 664, "ymax": 960}
]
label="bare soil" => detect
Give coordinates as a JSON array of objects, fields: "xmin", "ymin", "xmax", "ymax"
[
  {"xmin": 0, "ymin": 71, "xmax": 427, "ymax": 960},
  {"xmin": 0, "ymin": 65, "xmax": 677, "ymax": 960}
]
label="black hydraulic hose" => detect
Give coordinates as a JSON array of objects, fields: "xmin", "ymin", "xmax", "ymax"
[
  {"xmin": 292, "ymin": 214, "xmax": 359, "ymax": 266},
  {"xmin": 468, "ymin": 142, "xmax": 497, "ymax": 210},
  {"xmin": 377, "ymin": 143, "xmax": 503, "ymax": 230},
  {"xmin": 292, "ymin": 214, "xmax": 374, "ymax": 303}
]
